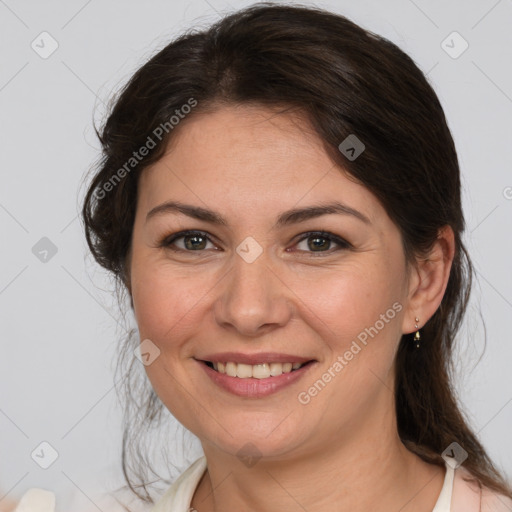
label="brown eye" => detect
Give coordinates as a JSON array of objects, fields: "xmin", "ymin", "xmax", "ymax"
[
  {"xmin": 294, "ymin": 231, "xmax": 350, "ymax": 254},
  {"xmin": 182, "ymin": 234, "xmax": 208, "ymax": 250},
  {"xmin": 306, "ymin": 235, "xmax": 330, "ymax": 251},
  {"xmin": 161, "ymin": 231, "xmax": 216, "ymax": 252}
]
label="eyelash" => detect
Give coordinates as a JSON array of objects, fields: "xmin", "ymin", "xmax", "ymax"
[{"xmin": 159, "ymin": 230, "xmax": 351, "ymax": 256}]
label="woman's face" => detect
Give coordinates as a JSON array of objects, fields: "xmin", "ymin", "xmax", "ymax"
[{"xmin": 129, "ymin": 105, "xmax": 415, "ymax": 460}]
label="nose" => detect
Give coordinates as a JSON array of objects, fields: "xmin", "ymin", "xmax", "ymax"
[{"xmin": 213, "ymin": 246, "xmax": 294, "ymax": 338}]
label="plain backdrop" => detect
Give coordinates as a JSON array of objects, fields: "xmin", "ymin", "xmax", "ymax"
[{"xmin": 1, "ymin": 0, "xmax": 511, "ymax": 510}]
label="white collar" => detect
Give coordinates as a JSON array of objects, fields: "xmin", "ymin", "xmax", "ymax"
[{"xmin": 150, "ymin": 457, "xmax": 454, "ymax": 512}]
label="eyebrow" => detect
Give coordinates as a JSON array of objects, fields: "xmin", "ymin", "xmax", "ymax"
[{"xmin": 145, "ymin": 200, "xmax": 371, "ymax": 227}]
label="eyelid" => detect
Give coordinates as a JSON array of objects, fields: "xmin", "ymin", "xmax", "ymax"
[
  {"xmin": 292, "ymin": 231, "xmax": 352, "ymax": 252},
  {"xmin": 160, "ymin": 229, "xmax": 351, "ymax": 254},
  {"xmin": 160, "ymin": 230, "xmax": 219, "ymax": 251}
]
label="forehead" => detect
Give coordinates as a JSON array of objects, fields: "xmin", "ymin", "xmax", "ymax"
[
  {"xmin": 138, "ymin": 105, "xmax": 384, "ymax": 225},
  {"xmin": 164, "ymin": 104, "xmax": 327, "ymax": 176}
]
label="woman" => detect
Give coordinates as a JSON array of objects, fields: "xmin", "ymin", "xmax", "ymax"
[{"xmin": 77, "ymin": 3, "xmax": 512, "ymax": 511}]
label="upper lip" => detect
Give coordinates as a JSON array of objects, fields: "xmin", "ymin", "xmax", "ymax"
[{"xmin": 197, "ymin": 352, "xmax": 315, "ymax": 365}]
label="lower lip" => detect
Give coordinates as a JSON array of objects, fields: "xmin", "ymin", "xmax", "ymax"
[{"xmin": 198, "ymin": 360, "xmax": 315, "ymax": 398}]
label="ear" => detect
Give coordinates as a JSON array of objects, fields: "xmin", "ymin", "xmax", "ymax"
[{"xmin": 402, "ymin": 226, "xmax": 455, "ymax": 334}]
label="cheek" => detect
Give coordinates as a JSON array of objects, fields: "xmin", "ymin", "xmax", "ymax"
[
  {"xmin": 131, "ymin": 259, "xmax": 216, "ymax": 348},
  {"xmin": 130, "ymin": 263, "xmax": 213, "ymax": 423},
  {"xmin": 295, "ymin": 262, "xmax": 406, "ymax": 415},
  {"xmin": 299, "ymin": 259, "xmax": 404, "ymax": 341}
]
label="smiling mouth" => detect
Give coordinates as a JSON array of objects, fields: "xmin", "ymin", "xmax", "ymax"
[{"xmin": 201, "ymin": 360, "xmax": 313, "ymax": 379}]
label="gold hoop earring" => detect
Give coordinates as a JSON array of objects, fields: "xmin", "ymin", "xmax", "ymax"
[{"xmin": 414, "ymin": 317, "xmax": 421, "ymax": 349}]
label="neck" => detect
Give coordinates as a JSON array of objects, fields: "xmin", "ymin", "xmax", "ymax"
[{"xmin": 192, "ymin": 403, "xmax": 445, "ymax": 512}]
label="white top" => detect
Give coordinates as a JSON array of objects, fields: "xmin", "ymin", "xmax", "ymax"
[
  {"xmin": 150, "ymin": 456, "xmax": 455, "ymax": 512},
  {"xmin": 17, "ymin": 456, "xmax": 512, "ymax": 511}
]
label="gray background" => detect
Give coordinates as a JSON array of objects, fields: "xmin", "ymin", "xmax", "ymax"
[{"xmin": 1, "ymin": 0, "xmax": 511, "ymax": 510}]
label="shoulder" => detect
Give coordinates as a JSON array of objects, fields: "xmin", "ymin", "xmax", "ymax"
[
  {"xmin": 451, "ymin": 465, "xmax": 512, "ymax": 512},
  {"xmin": 481, "ymin": 485, "xmax": 512, "ymax": 512},
  {"xmin": 12, "ymin": 486, "xmax": 148, "ymax": 512},
  {"xmin": 12, "ymin": 488, "xmax": 55, "ymax": 512}
]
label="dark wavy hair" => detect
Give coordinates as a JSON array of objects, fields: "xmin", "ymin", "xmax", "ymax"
[{"xmin": 81, "ymin": 2, "xmax": 512, "ymax": 504}]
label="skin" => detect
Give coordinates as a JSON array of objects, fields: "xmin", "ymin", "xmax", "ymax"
[{"xmin": 128, "ymin": 105, "xmax": 455, "ymax": 512}]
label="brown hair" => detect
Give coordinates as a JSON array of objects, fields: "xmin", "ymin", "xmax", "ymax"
[{"xmin": 82, "ymin": 2, "xmax": 512, "ymax": 504}]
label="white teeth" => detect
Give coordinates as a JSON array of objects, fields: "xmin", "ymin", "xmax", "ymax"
[
  {"xmin": 282, "ymin": 363, "xmax": 293, "ymax": 373},
  {"xmin": 269, "ymin": 363, "xmax": 283, "ymax": 376},
  {"xmin": 236, "ymin": 363, "xmax": 253, "ymax": 378},
  {"xmin": 225, "ymin": 362, "xmax": 237, "ymax": 377},
  {"xmin": 212, "ymin": 361, "xmax": 306, "ymax": 378},
  {"xmin": 252, "ymin": 363, "xmax": 270, "ymax": 379}
]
